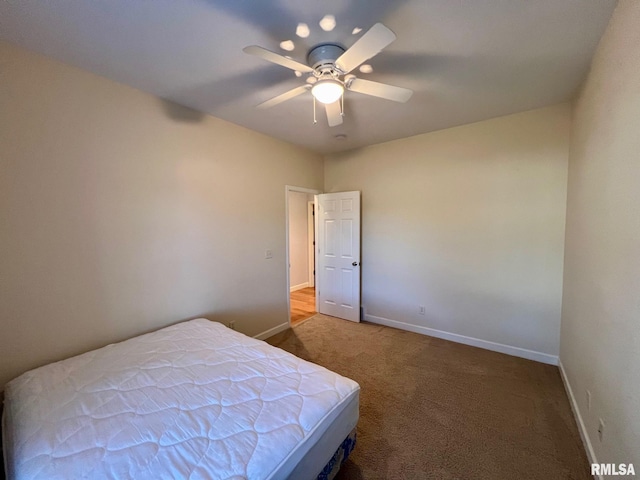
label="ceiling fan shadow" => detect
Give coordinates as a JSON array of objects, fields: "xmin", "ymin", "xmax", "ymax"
[
  {"xmin": 158, "ymin": 64, "xmax": 293, "ymax": 121},
  {"xmin": 336, "ymin": 0, "xmax": 412, "ymax": 32},
  {"xmin": 414, "ymin": 53, "xmax": 585, "ymax": 99},
  {"xmin": 199, "ymin": 0, "xmax": 299, "ymax": 43},
  {"xmin": 371, "ymin": 52, "xmax": 463, "ymax": 77}
]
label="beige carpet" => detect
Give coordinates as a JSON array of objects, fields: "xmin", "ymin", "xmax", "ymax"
[{"xmin": 267, "ymin": 314, "xmax": 590, "ymax": 480}]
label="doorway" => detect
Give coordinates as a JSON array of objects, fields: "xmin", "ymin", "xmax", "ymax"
[{"xmin": 286, "ymin": 186, "xmax": 320, "ymax": 326}]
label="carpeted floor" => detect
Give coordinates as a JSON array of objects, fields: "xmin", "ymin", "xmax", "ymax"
[{"xmin": 267, "ymin": 314, "xmax": 590, "ymax": 480}]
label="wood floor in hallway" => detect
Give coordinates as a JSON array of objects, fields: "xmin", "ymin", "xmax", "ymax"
[{"xmin": 290, "ymin": 287, "xmax": 316, "ymax": 326}]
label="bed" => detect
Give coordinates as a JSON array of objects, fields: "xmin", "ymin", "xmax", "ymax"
[{"xmin": 2, "ymin": 319, "xmax": 359, "ymax": 479}]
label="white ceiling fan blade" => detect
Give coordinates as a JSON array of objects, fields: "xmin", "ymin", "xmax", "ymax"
[
  {"xmin": 243, "ymin": 46, "xmax": 313, "ymax": 73},
  {"xmin": 335, "ymin": 23, "xmax": 396, "ymax": 74},
  {"xmin": 325, "ymin": 101, "xmax": 343, "ymax": 127},
  {"xmin": 347, "ymin": 78, "xmax": 413, "ymax": 103},
  {"xmin": 257, "ymin": 85, "xmax": 310, "ymax": 109}
]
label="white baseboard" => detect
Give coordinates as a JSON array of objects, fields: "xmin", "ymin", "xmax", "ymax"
[
  {"xmin": 253, "ymin": 322, "xmax": 290, "ymax": 341},
  {"xmin": 558, "ymin": 360, "xmax": 599, "ymax": 479},
  {"xmin": 364, "ymin": 314, "xmax": 558, "ymax": 365},
  {"xmin": 290, "ymin": 282, "xmax": 309, "ymax": 293}
]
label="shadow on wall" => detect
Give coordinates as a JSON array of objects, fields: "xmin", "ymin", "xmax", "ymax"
[
  {"xmin": 198, "ymin": 304, "xmax": 289, "ymax": 339},
  {"xmin": 159, "ymin": 99, "xmax": 206, "ymax": 123}
]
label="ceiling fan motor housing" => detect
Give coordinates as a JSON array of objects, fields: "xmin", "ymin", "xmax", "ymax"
[{"xmin": 307, "ymin": 43, "xmax": 346, "ymax": 74}]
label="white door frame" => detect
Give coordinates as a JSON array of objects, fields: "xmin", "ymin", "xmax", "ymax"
[
  {"xmin": 307, "ymin": 201, "xmax": 315, "ymax": 288},
  {"xmin": 285, "ymin": 185, "xmax": 321, "ymax": 326}
]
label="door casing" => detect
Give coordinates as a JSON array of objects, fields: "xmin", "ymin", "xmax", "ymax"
[{"xmin": 285, "ymin": 185, "xmax": 321, "ymax": 325}]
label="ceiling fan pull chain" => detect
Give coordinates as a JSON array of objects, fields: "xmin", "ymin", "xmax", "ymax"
[
  {"xmin": 313, "ymin": 96, "xmax": 317, "ymax": 124},
  {"xmin": 341, "ymin": 92, "xmax": 344, "ymax": 117}
]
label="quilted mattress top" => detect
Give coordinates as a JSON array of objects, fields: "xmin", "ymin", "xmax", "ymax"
[{"xmin": 3, "ymin": 319, "xmax": 359, "ymax": 479}]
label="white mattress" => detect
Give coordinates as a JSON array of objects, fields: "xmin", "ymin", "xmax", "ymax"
[{"xmin": 2, "ymin": 319, "xmax": 360, "ymax": 480}]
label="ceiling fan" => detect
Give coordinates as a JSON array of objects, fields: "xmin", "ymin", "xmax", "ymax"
[{"xmin": 243, "ymin": 23, "xmax": 413, "ymax": 127}]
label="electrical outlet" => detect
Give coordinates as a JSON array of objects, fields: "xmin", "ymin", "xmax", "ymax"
[
  {"xmin": 598, "ymin": 418, "xmax": 605, "ymax": 442},
  {"xmin": 587, "ymin": 390, "xmax": 591, "ymax": 411},
  {"xmin": 418, "ymin": 305, "xmax": 426, "ymax": 315},
  {"xmin": 229, "ymin": 321, "xmax": 236, "ymax": 330},
  {"xmin": 265, "ymin": 250, "xmax": 273, "ymax": 259}
]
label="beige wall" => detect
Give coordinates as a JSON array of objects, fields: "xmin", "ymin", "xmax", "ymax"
[
  {"xmin": 0, "ymin": 41, "xmax": 323, "ymax": 388},
  {"xmin": 560, "ymin": 0, "xmax": 640, "ymax": 470},
  {"xmin": 288, "ymin": 191, "xmax": 313, "ymax": 289},
  {"xmin": 325, "ymin": 105, "xmax": 570, "ymax": 361}
]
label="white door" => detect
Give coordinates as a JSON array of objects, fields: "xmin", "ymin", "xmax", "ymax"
[{"xmin": 316, "ymin": 191, "xmax": 361, "ymax": 322}]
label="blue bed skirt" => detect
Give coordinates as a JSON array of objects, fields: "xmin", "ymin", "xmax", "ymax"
[{"xmin": 317, "ymin": 428, "xmax": 357, "ymax": 480}]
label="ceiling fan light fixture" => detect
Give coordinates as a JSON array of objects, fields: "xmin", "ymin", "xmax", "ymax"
[{"xmin": 311, "ymin": 79, "xmax": 344, "ymax": 104}]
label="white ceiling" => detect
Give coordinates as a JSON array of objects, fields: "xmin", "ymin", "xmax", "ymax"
[{"xmin": 0, "ymin": 0, "xmax": 617, "ymax": 154}]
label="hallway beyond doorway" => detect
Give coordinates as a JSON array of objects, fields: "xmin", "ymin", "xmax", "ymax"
[{"xmin": 290, "ymin": 287, "xmax": 316, "ymax": 326}]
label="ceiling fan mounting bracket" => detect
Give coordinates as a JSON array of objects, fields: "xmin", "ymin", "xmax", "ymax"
[{"xmin": 307, "ymin": 43, "xmax": 346, "ymax": 76}]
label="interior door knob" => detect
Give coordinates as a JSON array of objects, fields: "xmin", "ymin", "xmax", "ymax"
[{"xmin": 352, "ymin": 262, "xmax": 359, "ymax": 266}]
